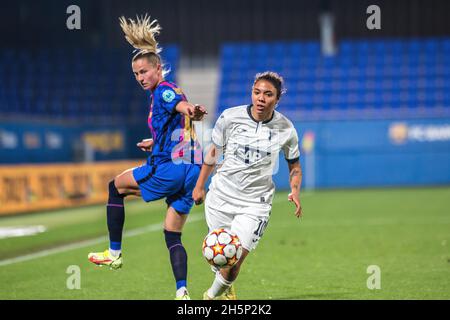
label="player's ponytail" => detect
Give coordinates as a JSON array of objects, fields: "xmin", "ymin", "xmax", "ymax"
[
  {"xmin": 119, "ymin": 14, "xmax": 162, "ymax": 56},
  {"xmin": 119, "ymin": 14, "xmax": 171, "ymax": 77}
]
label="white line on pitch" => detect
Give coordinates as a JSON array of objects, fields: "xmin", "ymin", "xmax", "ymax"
[
  {"xmin": 0, "ymin": 194, "xmax": 305, "ymax": 267},
  {"xmin": 0, "ymin": 213, "xmax": 204, "ymax": 267}
]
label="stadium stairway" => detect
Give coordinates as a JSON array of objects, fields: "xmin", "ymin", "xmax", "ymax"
[{"xmin": 177, "ymin": 56, "xmax": 220, "ymax": 146}]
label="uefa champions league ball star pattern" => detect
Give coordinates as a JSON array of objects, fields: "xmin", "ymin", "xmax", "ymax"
[{"xmin": 202, "ymin": 228, "xmax": 243, "ymax": 268}]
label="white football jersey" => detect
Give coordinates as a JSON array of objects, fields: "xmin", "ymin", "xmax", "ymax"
[{"xmin": 208, "ymin": 105, "xmax": 300, "ymax": 211}]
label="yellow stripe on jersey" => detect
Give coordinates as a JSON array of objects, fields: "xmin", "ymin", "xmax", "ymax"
[{"xmin": 183, "ymin": 117, "xmax": 197, "ymax": 141}]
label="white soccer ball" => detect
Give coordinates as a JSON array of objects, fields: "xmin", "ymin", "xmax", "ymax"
[{"xmin": 202, "ymin": 228, "xmax": 243, "ymax": 268}]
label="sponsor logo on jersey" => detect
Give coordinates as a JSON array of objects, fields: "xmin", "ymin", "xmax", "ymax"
[{"xmin": 234, "ymin": 145, "xmax": 271, "ymax": 164}]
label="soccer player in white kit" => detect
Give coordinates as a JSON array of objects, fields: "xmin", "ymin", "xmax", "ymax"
[{"xmin": 193, "ymin": 71, "xmax": 303, "ymax": 300}]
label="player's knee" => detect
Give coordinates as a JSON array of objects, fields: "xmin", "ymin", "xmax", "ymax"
[
  {"xmin": 108, "ymin": 180, "xmax": 125, "ymax": 200},
  {"xmin": 164, "ymin": 229, "xmax": 183, "ymax": 249}
]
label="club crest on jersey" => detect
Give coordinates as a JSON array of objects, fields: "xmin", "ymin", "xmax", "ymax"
[{"xmin": 162, "ymin": 89, "xmax": 176, "ymax": 103}]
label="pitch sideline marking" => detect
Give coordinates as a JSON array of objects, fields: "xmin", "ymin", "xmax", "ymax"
[
  {"xmin": 0, "ymin": 194, "xmax": 305, "ymax": 267},
  {"xmin": 0, "ymin": 214, "xmax": 205, "ymax": 267}
]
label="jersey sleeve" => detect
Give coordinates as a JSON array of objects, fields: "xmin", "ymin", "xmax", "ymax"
[
  {"xmin": 211, "ymin": 112, "xmax": 228, "ymax": 147},
  {"xmin": 158, "ymin": 85, "xmax": 185, "ymax": 114},
  {"xmin": 283, "ymin": 126, "xmax": 300, "ymax": 163}
]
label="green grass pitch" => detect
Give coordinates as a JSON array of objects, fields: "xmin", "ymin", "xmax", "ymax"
[{"xmin": 0, "ymin": 187, "xmax": 449, "ymax": 300}]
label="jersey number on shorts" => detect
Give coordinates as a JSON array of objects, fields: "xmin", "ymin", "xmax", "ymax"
[{"xmin": 253, "ymin": 219, "xmax": 269, "ymax": 237}]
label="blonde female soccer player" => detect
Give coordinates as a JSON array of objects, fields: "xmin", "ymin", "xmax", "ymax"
[
  {"xmin": 192, "ymin": 71, "xmax": 303, "ymax": 300},
  {"xmin": 88, "ymin": 15, "xmax": 207, "ymax": 300}
]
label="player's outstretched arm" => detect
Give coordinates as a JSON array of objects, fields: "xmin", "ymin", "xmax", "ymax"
[
  {"xmin": 176, "ymin": 101, "xmax": 208, "ymax": 121},
  {"xmin": 192, "ymin": 144, "xmax": 219, "ymax": 205},
  {"xmin": 288, "ymin": 160, "xmax": 303, "ymax": 218}
]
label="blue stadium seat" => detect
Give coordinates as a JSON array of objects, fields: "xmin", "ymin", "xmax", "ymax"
[
  {"xmin": 0, "ymin": 46, "xmax": 179, "ymax": 122},
  {"xmin": 218, "ymin": 38, "xmax": 450, "ymax": 117}
]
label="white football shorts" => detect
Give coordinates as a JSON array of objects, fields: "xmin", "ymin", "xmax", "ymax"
[{"xmin": 204, "ymin": 191, "xmax": 271, "ymax": 252}]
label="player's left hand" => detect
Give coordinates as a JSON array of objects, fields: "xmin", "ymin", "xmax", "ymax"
[
  {"xmin": 188, "ymin": 104, "xmax": 208, "ymax": 121},
  {"xmin": 288, "ymin": 192, "xmax": 303, "ymax": 218}
]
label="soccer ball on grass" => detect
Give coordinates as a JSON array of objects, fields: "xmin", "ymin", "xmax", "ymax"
[{"xmin": 202, "ymin": 228, "xmax": 243, "ymax": 268}]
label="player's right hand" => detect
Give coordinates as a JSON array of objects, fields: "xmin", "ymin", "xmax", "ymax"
[
  {"xmin": 192, "ymin": 187, "xmax": 206, "ymax": 205},
  {"xmin": 189, "ymin": 104, "xmax": 208, "ymax": 121},
  {"xmin": 137, "ymin": 138, "xmax": 154, "ymax": 152},
  {"xmin": 288, "ymin": 192, "xmax": 303, "ymax": 218}
]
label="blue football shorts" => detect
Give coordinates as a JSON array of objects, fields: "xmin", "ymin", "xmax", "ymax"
[{"xmin": 132, "ymin": 160, "xmax": 201, "ymax": 214}]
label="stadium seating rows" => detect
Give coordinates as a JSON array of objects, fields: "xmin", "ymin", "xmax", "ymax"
[
  {"xmin": 1, "ymin": 39, "xmax": 449, "ymax": 122},
  {"xmin": 218, "ymin": 38, "xmax": 450, "ymax": 119},
  {"xmin": 0, "ymin": 46, "xmax": 179, "ymax": 123}
]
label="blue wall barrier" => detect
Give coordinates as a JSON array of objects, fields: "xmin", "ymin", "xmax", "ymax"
[
  {"xmin": 3, "ymin": 118, "xmax": 450, "ymax": 189},
  {"xmin": 273, "ymin": 118, "xmax": 450, "ymax": 189},
  {"xmin": 0, "ymin": 122, "xmax": 134, "ymax": 164}
]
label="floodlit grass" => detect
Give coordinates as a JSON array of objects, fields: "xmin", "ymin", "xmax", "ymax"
[{"xmin": 1, "ymin": 187, "xmax": 449, "ymax": 300}]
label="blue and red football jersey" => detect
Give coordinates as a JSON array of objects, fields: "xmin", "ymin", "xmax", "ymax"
[{"xmin": 147, "ymin": 81, "xmax": 202, "ymax": 164}]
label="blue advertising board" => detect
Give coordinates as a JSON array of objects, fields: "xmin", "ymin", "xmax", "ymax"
[
  {"xmin": 2, "ymin": 118, "xmax": 450, "ymax": 189},
  {"xmin": 273, "ymin": 118, "xmax": 450, "ymax": 189},
  {"xmin": 0, "ymin": 122, "xmax": 132, "ymax": 164}
]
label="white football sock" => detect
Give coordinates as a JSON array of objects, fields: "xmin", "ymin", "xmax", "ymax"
[
  {"xmin": 109, "ymin": 248, "xmax": 121, "ymax": 257},
  {"xmin": 207, "ymin": 272, "xmax": 233, "ymax": 298},
  {"xmin": 210, "ymin": 265, "xmax": 220, "ymax": 274}
]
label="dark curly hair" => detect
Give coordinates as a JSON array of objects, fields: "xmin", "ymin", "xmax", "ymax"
[{"xmin": 253, "ymin": 71, "xmax": 286, "ymax": 99}]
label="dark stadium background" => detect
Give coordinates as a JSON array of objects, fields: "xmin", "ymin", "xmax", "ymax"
[
  {"xmin": 0, "ymin": 0, "xmax": 449, "ymax": 301},
  {"xmin": 1, "ymin": 0, "xmax": 449, "ymax": 183}
]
